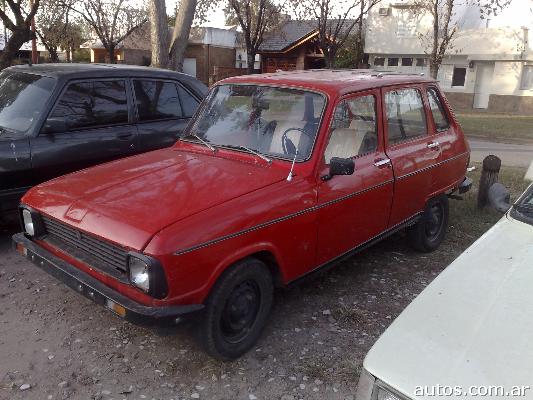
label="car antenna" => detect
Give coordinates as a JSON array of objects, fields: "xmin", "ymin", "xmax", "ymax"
[{"xmin": 286, "ymin": 150, "xmax": 298, "ymax": 182}]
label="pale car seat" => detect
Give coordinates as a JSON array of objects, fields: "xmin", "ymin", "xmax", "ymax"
[
  {"xmin": 268, "ymin": 120, "xmax": 304, "ymax": 154},
  {"xmin": 324, "ymin": 119, "xmax": 372, "ymax": 164}
]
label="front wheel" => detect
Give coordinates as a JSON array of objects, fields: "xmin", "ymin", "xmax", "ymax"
[
  {"xmin": 201, "ymin": 258, "xmax": 273, "ymax": 360},
  {"xmin": 408, "ymin": 194, "xmax": 449, "ymax": 252}
]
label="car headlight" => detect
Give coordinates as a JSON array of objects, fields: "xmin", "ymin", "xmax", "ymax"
[
  {"xmin": 127, "ymin": 253, "xmax": 168, "ymax": 299},
  {"xmin": 375, "ymin": 386, "xmax": 401, "ymax": 400},
  {"xmin": 129, "ymin": 256, "xmax": 150, "ymax": 292},
  {"xmin": 22, "ymin": 209, "xmax": 35, "ymax": 236}
]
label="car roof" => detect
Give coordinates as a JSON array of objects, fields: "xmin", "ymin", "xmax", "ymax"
[
  {"xmin": 219, "ymin": 69, "xmax": 436, "ymax": 97},
  {"xmin": 6, "ymin": 63, "xmax": 208, "ymax": 97}
]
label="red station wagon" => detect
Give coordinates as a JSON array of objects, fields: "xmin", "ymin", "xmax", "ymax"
[{"xmin": 13, "ymin": 70, "xmax": 472, "ymax": 360}]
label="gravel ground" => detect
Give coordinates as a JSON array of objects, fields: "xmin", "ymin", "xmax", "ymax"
[{"xmin": 0, "ymin": 168, "xmax": 526, "ymax": 400}]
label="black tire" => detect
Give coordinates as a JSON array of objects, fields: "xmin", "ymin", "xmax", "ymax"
[
  {"xmin": 201, "ymin": 258, "xmax": 274, "ymax": 361},
  {"xmin": 408, "ymin": 194, "xmax": 449, "ymax": 252}
]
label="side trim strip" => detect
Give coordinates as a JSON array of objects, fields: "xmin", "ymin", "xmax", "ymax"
[
  {"xmin": 288, "ymin": 212, "xmax": 422, "ymax": 286},
  {"xmin": 397, "ymin": 151, "xmax": 468, "ymax": 181},
  {"xmin": 174, "ymin": 179, "xmax": 394, "ymax": 256}
]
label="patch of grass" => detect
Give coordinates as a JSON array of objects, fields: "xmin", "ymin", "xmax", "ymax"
[
  {"xmin": 456, "ymin": 112, "xmax": 533, "ymax": 143},
  {"xmin": 331, "ymin": 305, "xmax": 368, "ymax": 326}
]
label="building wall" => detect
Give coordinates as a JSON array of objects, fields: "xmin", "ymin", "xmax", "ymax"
[{"xmin": 184, "ymin": 44, "xmax": 236, "ymax": 85}]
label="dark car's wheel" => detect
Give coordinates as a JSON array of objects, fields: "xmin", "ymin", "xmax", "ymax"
[
  {"xmin": 408, "ymin": 194, "xmax": 449, "ymax": 252},
  {"xmin": 201, "ymin": 258, "xmax": 273, "ymax": 361}
]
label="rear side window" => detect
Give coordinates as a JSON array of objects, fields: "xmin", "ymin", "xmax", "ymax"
[
  {"xmin": 385, "ymin": 88, "xmax": 427, "ymax": 145},
  {"xmin": 134, "ymin": 80, "xmax": 183, "ymax": 121},
  {"xmin": 324, "ymin": 95, "xmax": 378, "ymax": 163},
  {"xmin": 177, "ymin": 85, "xmax": 199, "ymax": 117},
  {"xmin": 427, "ymin": 88, "xmax": 450, "ymax": 131},
  {"xmin": 49, "ymin": 80, "xmax": 128, "ymax": 130}
]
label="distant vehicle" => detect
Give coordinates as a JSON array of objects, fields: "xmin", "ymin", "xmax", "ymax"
[
  {"xmin": 14, "ymin": 69, "xmax": 471, "ymax": 360},
  {"xmin": 0, "ymin": 63, "xmax": 207, "ymax": 216},
  {"xmin": 357, "ymin": 178, "xmax": 533, "ymax": 400}
]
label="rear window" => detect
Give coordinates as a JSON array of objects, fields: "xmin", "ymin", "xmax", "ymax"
[
  {"xmin": 49, "ymin": 80, "xmax": 128, "ymax": 130},
  {"xmin": 134, "ymin": 80, "xmax": 183, "ymax": 121},
  {"xmin": 385, "ymin": 88, "xmax": 427, "ymax": 145}
]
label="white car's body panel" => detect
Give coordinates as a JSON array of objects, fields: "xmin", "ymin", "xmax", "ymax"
[{"xmin": 363, "ymin": 213, "xmax": 533, "ymax": 399}]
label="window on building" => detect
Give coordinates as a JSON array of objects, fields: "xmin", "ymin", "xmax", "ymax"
[
  {"xmin": 402, "ymin": 58, "xmax": 413, "ymax": 66},
  {"xmin": 388, "ymin": 58, "xmax": 399, "ymax": 67},
  {"xmin": 134, "ymin": 80, "xmax": 183, "ymax": 122},
  {"xmin": 325, "ymin": 95, "xmax": 378, "ymax": 163},
  {"xmin": 374, "ymin": 57, "xmax": 385, "ymax": 66},
  {"xmin": 427, "ymin": 88, "xmax": 450, "ymax": 131},
  {"xmin": 520, "ymin": 65, "xmax": 533, "ymax": 90},
  {"xmin": 416, "ymin": 58, "xmax": 426, "ymax": 67},
  {"xmin": 451, "ymin": 67, "xmax": 467, "ymax": 87},
  {"xmin": 177, "ymin": 85, "xmax": 200, "ymax": 117},
  {"xmin": 385, "ymin": 88, "xmax": 427, "ymax": 145},
  {"xmin": 49, "ymin": 80, "xmax": 128, "ymax": 130}
]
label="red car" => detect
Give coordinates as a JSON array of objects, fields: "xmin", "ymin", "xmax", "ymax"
[{"xmin": 13, "ymin": 70, "xmax": 471, "ymax": 360}]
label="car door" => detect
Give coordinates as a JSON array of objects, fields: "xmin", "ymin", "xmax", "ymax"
[
  {"xmin": 316, "ymin": 90, "xmax": 394, "ymax": 265},
  {"xmin": 30, "ymin": 79, "xmax": 138, "ymax": 184},
  {"xmin": 132, "ymin": 79, "xmax": 200, "ymax": 152},
  {"xmin": 383, "ymin": 85, "xmax": 440, "ymax": 228},
  {"xmin": 0, "ymin": 132, "xmax": 32, "ymax": 212},
  {"xmin": 425, "ymin": 85, "xmax": 464, "ymax": 192}
]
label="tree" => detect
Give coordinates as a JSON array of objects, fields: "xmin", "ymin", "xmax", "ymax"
[
  {"xmin": 0, "ymin": 0, "xmax": 41, "ymax": 69},
  {"xmin": 168, "ymin": 0, "xmax": 197, "ymax": 70},
  {"xmin": 414, "ymin": 0, "xmax": 459, "ymax": 79},
  {"xmin": 73, "ymin": 0, "xmax": 147, "ymax": 63},
  {"xmin": 225, "ymin": 0, "xmax": 285, "ymax": 74},
  {"xmin": 36, "ymin": 0, "xmax": 83, "ymax": 62},
  {"xmin": 149, "ymin": 0, "xmax": 169, "ymax": 67},
  {"xmin": 292, "ymin": 0, "xmax": 380, "ymax": 68}
]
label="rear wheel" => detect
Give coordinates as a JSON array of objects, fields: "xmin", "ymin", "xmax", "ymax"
[
  {"xmin": 201, "ymin": 258, "xmax": 273, "ymax": 360},
  {"xmin": 408, "ymin": 195, "xmax": 449, "ymax": 252}
]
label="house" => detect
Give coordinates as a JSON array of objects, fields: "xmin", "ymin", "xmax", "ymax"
[
  {"xmin": 364, "ymin": 0, "xmax": 533, "ymax": 113},
  {"xmin": 258, "ymin": 20, "xmax": 326, "ymax": 72},
  {"xmin": 82, "ymin": 24, "xmax": 245, "ymax": 85}
]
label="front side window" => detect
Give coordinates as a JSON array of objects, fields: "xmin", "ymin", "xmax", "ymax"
[
  {"xmin": 324, "ymin": 95, "xmax": 378, "ymax": 164},
  {"xmin": 49, "ymin": 80, "xmax": 128, "ymax": 130},
  {"xmin": 185, "ymin": 84, "xmax": 326, "ymax": 161},
  {"xmin": 177, "ymin": 85, "xmax": 199, "ymax": 117},
  {"xmin": 385, "ymin": 88, "xmax": 427, "ymax": 145},
  {"xmin": 0, "ymin": 71, "xmax": 55, "ymax": 134},
  {"xmin": 427, "ymin": 88, "xmax": 450, "ymax": 131},
  {"xmin": 134, "ymin": 80, "xmax": 182, "ymax": 121}
]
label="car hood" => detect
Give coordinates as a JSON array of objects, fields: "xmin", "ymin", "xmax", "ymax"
[
  {"xmin": 24, "ymin": 148, "xmax": 287, "ymax": 250},
  {"xmin": 364, "ymin": 214, "xmax": 533, "ymax": 399}
]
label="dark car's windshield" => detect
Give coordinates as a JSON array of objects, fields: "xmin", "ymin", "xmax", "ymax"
[
  {"xmin": 511, "ymin": 184, "xmax": 533, "ymax": 225},
  {"xmin": 0, "ymin": 71, "xmax": 55, "ymax": 134},
  {"xmin": 184, "ymin": 84, "xmax": 326, "ymax": 161}
]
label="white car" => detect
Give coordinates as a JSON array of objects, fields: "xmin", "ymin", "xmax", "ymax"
[{"xmin": 357, "ymin": 180, "xmax": 533, "ymax": 400}]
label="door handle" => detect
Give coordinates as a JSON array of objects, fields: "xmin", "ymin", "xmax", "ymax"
[
  {"xmin": 374, "ymin": 158, "xmax": 392, "ymax": 168},
  {"xmin": 427, "ymin": 141, "xmax": 440, "ymax": 150}
]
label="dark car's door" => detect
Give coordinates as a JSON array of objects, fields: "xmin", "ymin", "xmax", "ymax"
[
  {"xmin": 0, "ymin": 133, "xmax": 32, "ymax": 212},
  {"xmin": 30, "ymin": 79, "xmax": 138, "ymax": 184},
  {"xmin": 132, "ymin": 79, "xmax": 200, "ymax": 152}
]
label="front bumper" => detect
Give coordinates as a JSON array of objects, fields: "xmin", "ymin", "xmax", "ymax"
[{"xmin": 12, "ymin": 233, "xmax": 204, "ymax": 325}]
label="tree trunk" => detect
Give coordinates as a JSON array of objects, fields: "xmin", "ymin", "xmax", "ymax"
[
  {"xmin": 149, "ymin": 0, "xmax": 169, "ymax": 68},
  {"xmin": 429, "ymin": 61, "xmax": 439, "ymax": 79},
  {"xmin": 107, "ymin": 45, "xmax": 116, "ymax": 63},
  {"xmin": 325, "ymin": 52, "xmax": 335, "ymax": 69},
  {"xmin": 0, "ymin": 29, "xmax": 32, "ymax": 69},
  {"xmin": 49, "ymin": 46, "xmax": 59, "ymax": 63},
  {"xmin": 478, "ymin": 155, "xmax": 502, "ymax": 209},
  {"xmin": 169, "ymin": 0, "xmax": 197, "ymax": 71},
  {"xmin": 246, "ymin": 51, "xmax": 255, "ymax": 74}
]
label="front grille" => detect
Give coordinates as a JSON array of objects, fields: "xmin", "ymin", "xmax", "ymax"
[{"xmin": 42, "ymin": 215, "xmax": 128, "ymax": 278}]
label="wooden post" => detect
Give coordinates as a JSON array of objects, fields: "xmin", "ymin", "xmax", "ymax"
[{"xmin": 477, "ymin": 155, "xmax": 502, "ymax": 209}]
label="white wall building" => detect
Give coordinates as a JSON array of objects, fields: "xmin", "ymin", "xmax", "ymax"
[{"xmin": 365, "ymin": 0, "xmax": 533, "ymax": 113}]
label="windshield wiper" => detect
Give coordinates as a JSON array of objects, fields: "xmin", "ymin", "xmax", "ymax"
[
  {"xmin": 222, "ymin": 144, "xmax": 272, "ymax": 164},
  {"xmin": 182, "ymin": 133, "xmax": 216, "ymax": 152}
]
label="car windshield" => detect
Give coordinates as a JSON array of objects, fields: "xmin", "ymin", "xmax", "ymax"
[
  {"xmin": 0, "ymin": 71, "xmax": 55, "ymax": 134},
  {"xmin": 185, "ymin": 84, "xmax": 326, "ymax": 161},
  {"xmin": 512, "ymin": 184, "xmax": 533, "ymax": 225}
]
